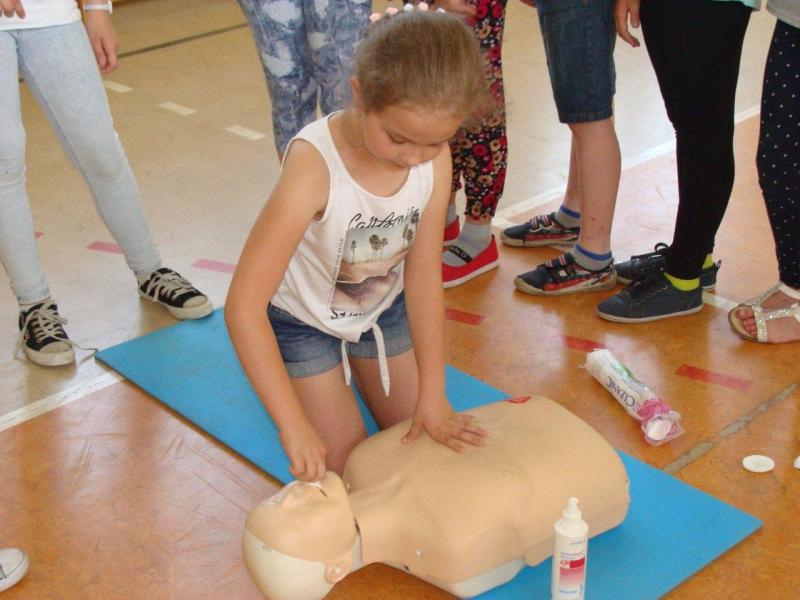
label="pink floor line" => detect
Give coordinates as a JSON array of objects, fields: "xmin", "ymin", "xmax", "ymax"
[
  {"xmin": 676, "ymin": 364, "xmax": 753, "ymax": 392},
  {"xmin": 191, "ymin": 258, "xmax": 237, "ymax": 274},
  {"xmin": 86, "ymin": 241, "xmax": 123, "ymax": 254}
]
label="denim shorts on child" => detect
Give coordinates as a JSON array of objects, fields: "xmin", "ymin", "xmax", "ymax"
[
  {"xmin": 536, "ymin": 0, "xmax": 617, "ymax": 123},
  {"xmin": 267, "ymin": 293, "xmax": 413, "ymax": 378}
]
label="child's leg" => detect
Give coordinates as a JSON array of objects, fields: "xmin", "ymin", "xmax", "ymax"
[
  {"xmin": 17, "ymin": 22, "xmax": 161, "ymax": 281},
  {"xmin": 639, "ymin": 0, "xmax": 750, "ymax": 281},
  {"xmin": 442, "ymin": 0, "xmax": 507, "ymax": 286},
  {"xmin": 512, "ymin": 0, "xmax": 619, "ymax": 295},
  {"xmin": 757, "ymin": 19, "xmax": 799, "ymax": 291},
  {"xmin": 569, "ymin": 118, "xmax": 619, "ymax": 256},
  {"xmin": 346, "ymin": 294, "xmax": 417, "ymax": 428},
  {"xmin": 349, "ymin": 349, "xmax": 418, "ymax": 430},
  {"xmin": 291, "ymin": 366, "xmax": 368, "ymax": 475},
  {"xmin": 305, "ymin": 0, "xmax": 370, "ymax": 119},
  {"xmin": 238, "ymin": 0, "xmax": 318, "ymax": 156},
  {"xmin": 0, "ymin": 31, "xmax": 50, "ymax": 306}
]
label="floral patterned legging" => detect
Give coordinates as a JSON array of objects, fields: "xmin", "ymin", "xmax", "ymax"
[{"xmin": 451, "ymin": 0, "xmax": 508, "ymax": 222}]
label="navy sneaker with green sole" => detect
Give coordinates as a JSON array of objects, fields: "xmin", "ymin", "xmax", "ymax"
[{"xmin": 615, "ymin": 243, "xmax": 720, "ymax": 290}]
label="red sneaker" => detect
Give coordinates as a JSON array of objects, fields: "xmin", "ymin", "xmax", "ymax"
[
  {"xmin": 442, "ymin": 236, "xmax": 500, "ymax": 288},
  {"xmin": 443, "ymin": 219, "xmax": 460, "ymax": 245}
]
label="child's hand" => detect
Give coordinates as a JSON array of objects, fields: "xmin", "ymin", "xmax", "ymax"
[
  {"xmin": 615, "ymin": 0, "xmax": 641, "ymax": 48},
  {"xmin": 85, "ymin": 11, "xmax": 119, "ymax": 74},
  {"xmin": 402, "ymin": 396, "xmax": 487, "ymax": 453},
  {"xmin": 430, "ymin": 0, "xmax": 476, "ymax": 17},
  {"xmin": 280, "ymin": 420, "xmax": 328, "ymax": 482},
  {"xmin": 0, "ymin": 0, "xmax": 25, "ymax": 18}
]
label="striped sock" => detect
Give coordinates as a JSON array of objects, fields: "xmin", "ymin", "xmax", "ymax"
[
  {"xmin": 571, "ymin": 244, "xmax": 613, "ymax": 271},
  {"xmin": 555, "ymin": 205, "xmax": 581, "ymax": 228}
]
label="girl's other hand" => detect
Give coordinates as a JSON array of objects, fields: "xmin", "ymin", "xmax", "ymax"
[
  {"xmin": 0, "ymin": 0, "xmax": 25, "ymax": 18},
  {"xmin": 402, "ymin": 397, "xmax": 488, "ymax": 453},
  {"xmin": 615, "ymin": 0, "xmax": 641, "ymax": 48},
  {"xmin": 85, "ymin": 10, "xmax": 119, "ymax": 74},
  {"xmin": 280, "ymin": 420, "xmax": 328, "ymax": 483}
]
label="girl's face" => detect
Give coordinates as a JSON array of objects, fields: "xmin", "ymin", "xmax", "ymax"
[{"xmin": 360, "ymin": 103, "xmax": 462, "ymax": 170}]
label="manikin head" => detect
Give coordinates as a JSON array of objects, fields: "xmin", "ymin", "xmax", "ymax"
[
  {"xmin": 349, "ymin": 7, "xmax": 490, "ymax": 169},
  {"xmin": 242, "ymin": 472, "xmax": 356, "ymax": 600}
]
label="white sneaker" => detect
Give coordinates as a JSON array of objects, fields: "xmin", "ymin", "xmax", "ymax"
[
  {"xmin": 138, "ymin": 267, "xmax": 213, "ymax": 320},
  {"xmin": 0, "ymin": 548, "xmax": 29, "ymax": 592}
]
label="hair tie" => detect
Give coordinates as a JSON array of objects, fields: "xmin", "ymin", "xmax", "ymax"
[{"xmin": 370, "ymin": 2, "xmax": 442, "ymax": 23}]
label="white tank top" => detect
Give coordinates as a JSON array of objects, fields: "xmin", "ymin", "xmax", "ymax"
[
  {"xmin": 0, "ymin": 0, "xmax": 81, "ymax": 30},
  {"xmin": 272, "ymin": 113, "xmax": 434, "ymax": 393}
]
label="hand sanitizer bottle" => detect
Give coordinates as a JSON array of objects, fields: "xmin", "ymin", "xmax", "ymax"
[{"xmin": 551, "ymin": 497, "xmax": 588, "ymax": 600}]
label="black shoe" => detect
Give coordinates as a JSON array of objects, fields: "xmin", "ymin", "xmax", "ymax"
[
  {"xmin": 138, "ymin": 267, "xmax": 213, "ymax": 320},
  {"xmin": 596, "ymin": 274, "xmax": 703, "ymax": 323},
  {"xmin": 615, "ymin": 243, "xmax": 720, "ymax": 290},
  {"xmin": 18, "ymin": 302, "xmax": 75, "ymax": 367}
]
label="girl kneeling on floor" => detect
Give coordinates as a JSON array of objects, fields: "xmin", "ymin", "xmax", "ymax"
[{"xmin": 226, "ymin": 5, "xmax": 491, "ymax": 481}]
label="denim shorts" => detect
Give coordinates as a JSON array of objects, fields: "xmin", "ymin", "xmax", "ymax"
[
  {"xmin": 536, "ymin": 0, "xmax": 617, "ymax": 124},
  {"xmin": 268, "ymin": 293, "xmax": 413, "ymax": 378}
]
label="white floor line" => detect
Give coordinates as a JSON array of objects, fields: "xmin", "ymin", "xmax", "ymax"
[
  {"xmin": 103, "ymin": 80, "xmax": 133, "ymax": 93},
  {"xmin": 497, "ymin": 105, "xmax": 762, "ymax": 222},
  {"xmin": 0, "ymin": 371, "xmax": 124, "ymax": 433},
  {"xmin": 225, "ymin": 125, "xmax": 267, "ymax": 141},
  {"xmin": 159, "ymin": 101, "xmax": 197, "ymax": 116},
  {"xmin": 703, "ymin": 291, "xmax": 740, "ymax": 313}
]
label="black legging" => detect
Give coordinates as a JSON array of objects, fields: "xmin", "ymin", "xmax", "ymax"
[
  {"xmin": 640, "ymin": 0, "xmax": 751, "ymax": 280},
  {"xmin": 757, "ymin": 19, "xmax": 800, "ymax": 288}
]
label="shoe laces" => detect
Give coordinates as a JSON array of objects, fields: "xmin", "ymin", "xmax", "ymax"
[
  {"xmin": 17, "ymin": 303, "xmax": 98, "ymax": 358},
  {"xmin": 630, "ymin": 242, "xmax": 669, "ymax": 263},
  {"xmin": 142, "ymin": 269, "xmax": 195, "ymax": 301},
  {"xmin": 625, "ymin": 272, "xmax": 669, "ymax": 300},
  {"xmin": 19, "ymin": 304, "xmax": 69, "ymax": 346}
]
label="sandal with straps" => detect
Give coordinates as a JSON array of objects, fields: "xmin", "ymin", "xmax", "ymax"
[{"xmin": 728, "ymin": 282, "xmax": 800, "ymax": 343}]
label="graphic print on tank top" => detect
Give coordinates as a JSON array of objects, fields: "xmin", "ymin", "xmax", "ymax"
[{"xmin": 332, "ymin": 206, "xmax": 421, "ymax": 315}]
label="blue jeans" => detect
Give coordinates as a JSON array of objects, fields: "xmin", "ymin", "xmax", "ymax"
[
  {"xmin": 268, "ymin": 293, "xmax": 412, "ymax": 378},
  {"xmin": 0, "ymin": 22, "xmax": 160, "ymax": 305},
  {"xmin": 237, "ymin": 0, "xmax": 370, "ymax": 154},
  {"xmin": 536, "ymin": 0, "xmax": 616, "ymax": 123}
]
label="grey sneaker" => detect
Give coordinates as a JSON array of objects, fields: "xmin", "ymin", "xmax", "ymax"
[
  {"xmin": 0, "ymin": 547, "xmax": 29, "ymax": 592},
  {"xmin": 596, "ymin": 274, "xmax": 703, "ymax": 323},
  {"xmin": 615, "ymin": 243, "xmax": 720, "ymax": 290}
]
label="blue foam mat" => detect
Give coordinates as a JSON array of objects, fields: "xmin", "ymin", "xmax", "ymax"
[{"xmin": 97, "ymin": 310, "xmax": 761, "ymax": 600}]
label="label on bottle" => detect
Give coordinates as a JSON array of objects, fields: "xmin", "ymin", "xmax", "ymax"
[{"xmin": 556, "ymin": 551, "xmax": 585, "ymax": 597}]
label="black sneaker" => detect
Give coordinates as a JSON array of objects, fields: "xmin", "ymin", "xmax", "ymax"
[
  {"xmin": 18, "ymin": 302, "xmax": 75, "ymax": 367},
  {"xmin": 596, "ymin": 274, "xmax": 703, "ymax": 323},
  {"xmin": 615, "ymin": 243, "xmax": 720, "ymax": 290},
  {"xmin": 501, "ymin": 212, "xmax": 580, "ymax": 247},
  {"xmin": 514, "ymin": 252, "xmax": 616, "ymax": 296},
  {"xmin": 138, "ymin": 268, "xmax": 213, "ymax": 320}
]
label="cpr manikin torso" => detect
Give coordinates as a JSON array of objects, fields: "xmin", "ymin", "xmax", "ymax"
[{"xmin": 243, "ymin": 397, "xmax": 630, "ymax": 599}]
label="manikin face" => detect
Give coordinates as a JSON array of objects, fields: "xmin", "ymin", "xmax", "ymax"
[{"xmin": 359, "ymin": 101, "xmax": 463, "ymax": 170}]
